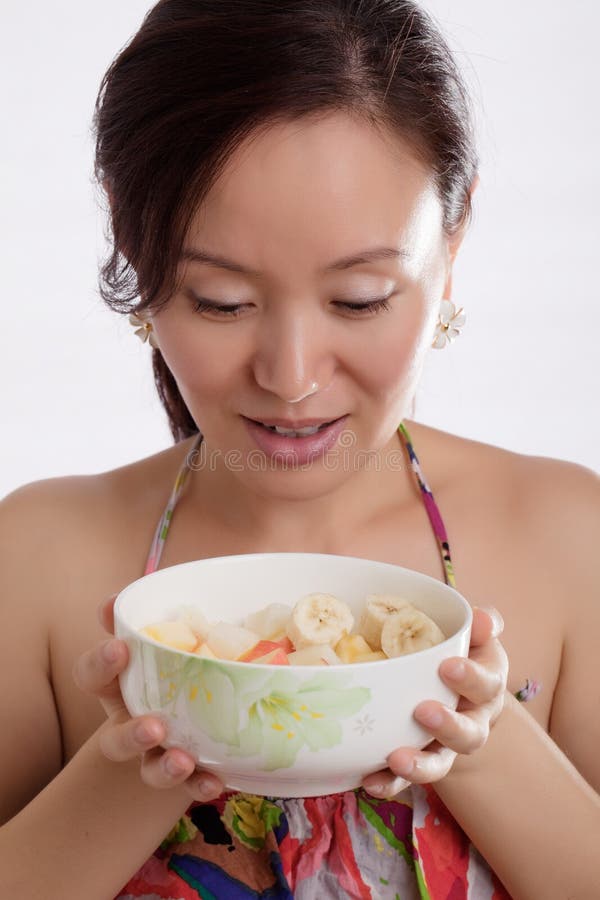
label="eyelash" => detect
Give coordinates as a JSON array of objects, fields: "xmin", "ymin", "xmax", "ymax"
[{"xmin": 191, "ymin": 296, "xmax": 393, "ymax": 317}]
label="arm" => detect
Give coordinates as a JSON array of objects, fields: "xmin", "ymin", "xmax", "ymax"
[
  {"xmin": 433, "ymin": 460, "xmax": 600, "ymax": 899},
  {"xmin": 2, "ymin": 724, "xmax": 195, "ymax": 900},
  {"xmin": 0, "ymin": 481, "xmax": 218, "ymax": 900},
  {"xmin": 434, "ymin": 691, "xmax": 600, "ymax": 900}
]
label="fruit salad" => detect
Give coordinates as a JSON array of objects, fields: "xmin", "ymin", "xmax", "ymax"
[{"xmin": 140, "ymin": 593, "xmax": 446, "ymax": 666}]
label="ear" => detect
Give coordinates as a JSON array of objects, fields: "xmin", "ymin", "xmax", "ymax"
[{"xmin": 443, "ymin": 173, "xmax": 479, "ymax": 300}]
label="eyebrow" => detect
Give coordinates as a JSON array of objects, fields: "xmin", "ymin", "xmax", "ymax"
[{"xmin": 180, "ymin": 245, "xmax": 409, "ymax": 276}]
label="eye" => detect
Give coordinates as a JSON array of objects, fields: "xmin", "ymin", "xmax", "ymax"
[
  {"xmin": 192, "ymin": 297, "xmax": 249, "ymax": 317},
  {"xmin": 334, "ymin": 297, "xmax": 393, "ymax": 316},
  {"xmin": 190, "ymin": 295, "xmax": 394, "ymax": 317}
]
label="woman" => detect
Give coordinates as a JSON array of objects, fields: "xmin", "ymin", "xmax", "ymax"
[{"xmin": 1, "ymin": 1, "xmax": 598, "ymax": 898}]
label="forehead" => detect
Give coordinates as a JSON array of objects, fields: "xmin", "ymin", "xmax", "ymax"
[{"xmin": 187, "ymin": 112, "xmax": 442, "ymax": 278}]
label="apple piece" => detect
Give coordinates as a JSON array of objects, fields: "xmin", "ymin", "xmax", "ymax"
[
  {"xmin": 141, "ymin": 620, "xmax": 198, "ymax": 653},
  {"xmin": 205, "ymin": 622, "xmax": 261, "ymax": 660},
  {"xmin": 287, "ymin": 644, "xmax": 341, "ymax": 666},
  {"xmin": 250, "ymin": 647, "xmax": 290, "ymax": 665},
  {"xmin": 243, "ymin": 603, "xmax": 292, "ymax": 640},
  {"xmin": 177, "ymin": 604, "xmax": 211, "ymax": 642},
  {"xmin": 238, "ymin": 639, "xmax": 282, "ymax": 662},
  {"xmin": 274, "ymin": 636, "xmax": 295, "ymax": 654}
]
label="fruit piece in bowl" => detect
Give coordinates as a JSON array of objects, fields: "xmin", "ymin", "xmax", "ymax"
[{"xmin": 114, "ymin": 552, "xmax": 471, "ymax": 798}]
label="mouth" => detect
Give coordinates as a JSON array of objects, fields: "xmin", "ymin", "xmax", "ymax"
[{"xmin": 244, "ymin": 416, "xmax": 343, "ymax": 437}]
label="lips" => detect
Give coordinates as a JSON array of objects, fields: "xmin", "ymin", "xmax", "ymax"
[
  {"xmin": 245, "ymin": 417, "xmax": 340, "ymax": 430},
  {"xmin": 250, "ymin": 418, "xmax": 338, "ymax": 435},
  {"xmin": 242, "ymin": 414, "xmax": 350, "ymax": 465}
]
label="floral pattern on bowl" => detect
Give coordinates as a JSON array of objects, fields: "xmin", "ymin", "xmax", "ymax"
[{"xmin": 138, "ymin": 641, "xmax": 371, "ymax": 771}]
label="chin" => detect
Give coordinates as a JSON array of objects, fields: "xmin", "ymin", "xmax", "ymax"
[{"xmin": 232, "ymin": 459, "xmax": 353, "ymax": 499}]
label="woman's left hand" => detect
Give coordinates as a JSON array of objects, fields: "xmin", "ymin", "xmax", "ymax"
[{"xmin": 362, "ymin": 606, "xmax": 508, "ymax": 799}]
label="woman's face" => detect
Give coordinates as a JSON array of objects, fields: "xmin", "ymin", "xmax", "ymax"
[{"xmin": 152, "ymin": 111, "xmax": 462, "ymax": 498}]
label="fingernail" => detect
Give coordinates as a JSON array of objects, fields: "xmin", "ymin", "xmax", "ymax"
[
  {"xmin": 365, "ymin": 781, "xmax": 387, "ymax": 796},
  {"xmin": 445, "ymin": 659, "xmax": 465, "ymax": 680},
  {"xmin": 367, "ymin": 776, "xmax": 410, "ymax": 798},
  {"xmin": 102, "ymin": 640, "xmax": 119, "ymax": 663},
  {"xmin": 479, "ymin": 606, "xmax": 504, "ymax": 637},
  {"xmin": 390, "ymin": 752, "xmax": 415, "ymax": 777},
  {"xmin": 417, "ymin": 707, "xmax": 444, "ymax": 728},
  {"xmin": 135, "ymin": 722, "xmax": 160, "ymax": 744},
  {"xmin": 165, "ymin": 757, "xmax": 187, "ymax": 777},
  {"xmin": 196, "ymin": 777, "xmax": 221, "ymax": 800}
]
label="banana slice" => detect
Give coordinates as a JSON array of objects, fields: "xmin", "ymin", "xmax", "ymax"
[
  {"xmin": 358, "ymin": 594, "xmax": 412, "ymax": 650},
  {"xmin": 286, "ymin": 592, "xmax": 354, "ymax": 649},
  {"xmin": 380, "ymin": 607, "xmax": 446, "ymax": 658}
]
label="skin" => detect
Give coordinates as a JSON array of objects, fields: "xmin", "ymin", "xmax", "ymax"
[
  {"xmin": 3, "ymin": 111, "xmax": 599, "ymax": 898},
  {"xmin": 77, "ymin": 111, "xmax": 502, "ymax": 798},
  {"xmin": 151, "ymin": 112, "xmax": 460, "ymax": 524}
]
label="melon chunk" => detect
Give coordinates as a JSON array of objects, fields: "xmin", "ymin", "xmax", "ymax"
[
  {"xmin": 205, "ymin": 622, "xmax": 260, "ymax": 660},
  {"xmin": 335, "ymin": 634, "xmax": 375, "ymax": 663},
  {"xmin": 243, "ymin": 603, "xmax": 292, "ymax": 640},
  {"xmin": 141, "ymin": 620, "xmax": 198, "ymax": 653},
  {"xmin": 194, "ymin": 642, "xmax": 217, "ymax": 659},
  {"xmin": 177, "ymin": 604, "xmax": 211, "ymax": 642}
]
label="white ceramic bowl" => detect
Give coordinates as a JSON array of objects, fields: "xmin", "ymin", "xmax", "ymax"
[{"xmin": 114, "ymin": 552, "xmax": 472, "ymax": 798}]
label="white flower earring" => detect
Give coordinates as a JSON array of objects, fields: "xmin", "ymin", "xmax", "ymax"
[
  {"xmin": 129, "ymin": 311, "xmax": 159, "ymax": 350},
  {"xmin": 431, "ymin": 299, "xmax": 466, "ymax": 349}
]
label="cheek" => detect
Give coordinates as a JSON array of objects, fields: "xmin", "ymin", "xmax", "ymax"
[
  {"xmin": 349, "ymin": 300, "xmax": 430, "ymax": 401},
  {"xmin": 157, "ymin": 321, "xmax": 243, "ymax": 400}
]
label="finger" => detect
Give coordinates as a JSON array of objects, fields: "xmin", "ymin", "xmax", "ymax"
[
  {"xmin": 98, "ymin": 594, "xmax": 118, "ymax": 634},
  {"xmin": 387, "ymin": 742, "xmax": 457, "ymax": 783},
  {"xmin": 139, "ymin": 745, "xmax": 200, "ymax": 789},
  {"xmin": 361, "ymin": 770, "xmax": 411, "ymax": 800},
  {"xmin": 72, "ymin": 639, "xmax": 129, "ymax": 707},
  {"xmin": 183, "ymin": 769, "xmax": 226, "ymax": 802},
  {"xmin": 470, "ymin": 606, "xmax": 504, "ymax": 645},
  {"xmin": 99, "ymin": 715, "xmax": 167, "ymax": 762},
  {"xmin": 438, "ymin": 655, "xmax": 506, "ymax": 706},
  {"xmin": 413, "ymin": 701, "xmax": 489, "ymax": 755}
]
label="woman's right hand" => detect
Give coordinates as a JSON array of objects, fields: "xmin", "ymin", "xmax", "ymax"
[{"xmin": 72, "ymin": 594, "xmax": 224, "ymax": 803}]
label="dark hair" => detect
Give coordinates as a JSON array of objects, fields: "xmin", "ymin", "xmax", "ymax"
[{"xmin": 93, "ymin": 0, "xmax": 478, "ymax": 443}]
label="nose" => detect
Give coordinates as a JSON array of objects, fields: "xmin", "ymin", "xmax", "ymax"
[{"xmin": 252, "ymin": 308, "xmax": 332, "ymax": 403}]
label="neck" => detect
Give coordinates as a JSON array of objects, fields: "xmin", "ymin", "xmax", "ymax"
[{"xmin": 183, "ymin": 422, "xmax": 421, "ymax": 548}]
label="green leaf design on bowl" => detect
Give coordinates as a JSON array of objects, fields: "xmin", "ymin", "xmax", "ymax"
[{"xmin": 140, "ymin": 643, "xmax": 371, "ymax": 770}]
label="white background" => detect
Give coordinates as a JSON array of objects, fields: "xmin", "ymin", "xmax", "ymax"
[{"xmin": 1, "ymin": 1, "xmax": 598, "ymax": 499}]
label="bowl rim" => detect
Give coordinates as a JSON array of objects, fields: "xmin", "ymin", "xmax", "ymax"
[{"xmin": 114, "ymin": 551, "xmax": 473, "ymax": 670}]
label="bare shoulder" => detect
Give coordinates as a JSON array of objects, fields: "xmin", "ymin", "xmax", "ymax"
[
  {"xmin": 2, "ymin": 435, "xmax": 195, "ymax": 537},
  {"xmin": 406, "ymin": 416, "xmax": 599, "ymax": 603},
  {"xmin": 0, "ymin": 440, "xmax": 197, "ymax": 762},
  {"xmin": 407, "ymin": 417, "xmax": 598, "ymax": 515},
  {"xmin": 0, "ymin": 436, "xmax": 196, "ymax": 616}
]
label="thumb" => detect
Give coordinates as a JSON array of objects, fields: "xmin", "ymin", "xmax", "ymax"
[
  {"xmin": 470, "ymin": 606, "xmax": 504, "ymax": 646},
  {"xmin": 98, "ymin": 593, "xmax": 119, "ymax": 635},
  {"xmin": 72, "ymin": 638, "xmax": 130, "ymax": 720}
]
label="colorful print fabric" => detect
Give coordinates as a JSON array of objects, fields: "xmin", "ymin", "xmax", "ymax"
[{"xmin": 116, "ymin": 422, "xmax": 518, "ymax": 898}]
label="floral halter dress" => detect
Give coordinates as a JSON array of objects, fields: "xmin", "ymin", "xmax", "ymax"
[{"xmin": 116, "ymin": 421, "xmax": 539, "ymax": 899}]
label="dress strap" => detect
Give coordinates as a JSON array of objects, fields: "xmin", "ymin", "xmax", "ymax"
[
  {"xmin": 143, "ymin": 432, "xmax": 204, "ymax": 576},
  {"xmin": 143, "ymin": 424, "xmax": 456, "ymax": 588},
  {"xmin": 397, "ymin": 421, "xmax": 457, "ymax": 588}
]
